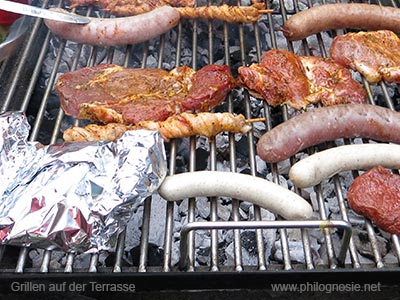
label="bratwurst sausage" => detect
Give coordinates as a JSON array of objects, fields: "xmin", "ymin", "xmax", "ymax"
[
  {"xmin": 257, "ymin": 104, "xmax": 400, "ymax": 163},
  {"xmin": 158, "ymin": 171, "xmax": 313, "ymax": 220},
  {"xmin": 44, "ymin": 6, "xmax": 180, "ymax": 46},
  {"xmin": 289, "ymin": 143, "xmax": 400, "ymax": 188},
  {"xmin": 281, "ymin": 3, "xmax": 400, "ymax": 41}
]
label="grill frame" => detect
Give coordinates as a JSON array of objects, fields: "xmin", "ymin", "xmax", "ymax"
[{"xmin": 0, "ymin": 0, "xmax": 400, "ymax": 294}]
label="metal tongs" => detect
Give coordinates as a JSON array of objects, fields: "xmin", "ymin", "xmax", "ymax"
[{"xmin": 0, "ymin": 0, "xmax": 90, "ymax": 24}]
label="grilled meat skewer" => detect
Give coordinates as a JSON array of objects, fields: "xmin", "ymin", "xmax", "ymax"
[
  {"xmin": 63, "ymin": 112, "xmax": 253, "ymax": 142},
  {"xmin": 66, "ymin": 0, "xmax": 271, "ymax": 23}
]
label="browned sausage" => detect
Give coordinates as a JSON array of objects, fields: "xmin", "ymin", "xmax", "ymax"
[
  {"xmin": 281, "ymin": 3, "xmax": 400, "ymax": 41},
  {"xmin": 44, "ymin": 6, "xmax": 180, "ymax": 46},
  {"xmin": 257, "ymin": 104, "xmax": 400, "ymax": 163}
]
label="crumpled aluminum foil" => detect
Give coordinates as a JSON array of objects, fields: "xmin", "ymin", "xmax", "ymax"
[{"xmin": 0, "ymin": 111, "xmax": 167, "ymax": 253}]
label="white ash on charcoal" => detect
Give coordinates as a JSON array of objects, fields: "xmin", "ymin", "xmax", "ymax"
[
  {"xmin": 272, "ymin": 228, "xmax": 322, "ymax": 264},
  {"xmin": 29, "ymin": 249, "xmax": 64, "ymax": 269},
  {"xmin": 383, "ymin": 252, "xmax": 400, "ymax": 265},
  {"xmin": 124, "ymin": 206, "xmax": 144, "ymax": 251},
  {"xmin": 351, "ymin": 228, "xmax": 388, "ymax": 260}
]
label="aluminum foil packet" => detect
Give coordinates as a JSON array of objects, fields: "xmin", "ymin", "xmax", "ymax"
[{"xmin": 0, "ymin": 112, "xmax": 167, "ymax": 253}]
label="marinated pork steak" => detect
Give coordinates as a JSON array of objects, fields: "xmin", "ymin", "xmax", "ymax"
[
  {"xmin": 238, "ymin": 49, "xmax": 313, "ymax": 109},
  {"xmin": 330, "ymin": 30, "xmax": 400, "ymax": 84},
  {"xmin": 347, "ymin": 165, "xmax": 400, "ymax": 234},
  {"xmin": 237, "ymin": 49, "xmax": 366, "ymax": 110},
  {"xmin": 66, "ymin": 0, "xmax": 195, "ymax": 15},
  {"xmin": 57, "ymin": 64, "xmax": 236, "ymax": 124},
  {"xmin": 299, "ymin": 56, "xmax": 367, "ymax": 106}
]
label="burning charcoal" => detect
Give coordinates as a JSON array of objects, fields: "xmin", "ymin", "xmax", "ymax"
[
  {"xmin": 196, "ymin": 197, "xmax": 211, "ymax": 219},
  {"xmin": 128, "ymin": 243, "xmax": 164, "ymax": 266},
  {"xmin": 266, "ymin": 172, "xmax": 289, "ymax": 188},
  {"xmin": 149, "ymin": 195, "xmax": 179, "ymax": 247},
  {"xmin": 196, "ymin": 247, "xmax": 210, "ymax": 266},
  {"xmin": 241, "ymin": 231, "xmax": 257, "ymax": 255},
  {"xmin": 195, "ymin": 148, "xmax": 209, "ymax": 171},
  {"xmin": 325, "ymin": 197, "xmax": 340, "ymax": 215},
  {"xmin": 273, "ymin": 240, "xmax": 306, "ymax": 263},
  {"xmin": 48, "ymin": 251, "xmax": 66, "ymax": 270},
  {"xmin": 178, "ymin": 200, "xmax": 189, "ymax": 217},
  {"xmin": 224, "ymin": 230, "xmax": 234, "ymax": 245},
  {"xmin": 124, "ymin": 206, "xmax": 143, "ymax": 251},
  {"xmin": 383, "ymin": 252, "xmax": 400, "ymax": 265},
  {"xmin": 171, "ymin": 240, "xmax": 181, "ymax": 267},
  {"xmin": 239, "ymin": 207, "xmax": 249, "ymax": 220},
  {"xmin": 29, "ymin": 249, "xmax": 45, "ymax": 269},
  {"xmin": 217, "ymin": 202, "xmax": 231, "ymax": 221},
  {"xmin": 353, "ymin": 229, "xmax": 388, "ymax": 259},
  {"xmin": 72, "ymin": 253, "xmax": 92, "ymax": 270},
  {"xmin": 195, "ymin": 230, "xmax": 211, "ymax": 250},
  {"xmin": 239, "ymin": 201, "xmax": 252, "ymax": 215},
  {"xmin": 273, "ymin": 228, "xmax": 320, "ymax": 264},
  {"xmin": 225, "ymin": 241, "xmax": 259, "ymax": 266},
  {"xmin": 145, "ymin": 55, "xmax": 157, "ymax": 68}
]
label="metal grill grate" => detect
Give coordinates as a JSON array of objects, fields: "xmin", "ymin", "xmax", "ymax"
[{"xmin": 0, "ymin": 0, "xmax": 400, "ymax": 292}]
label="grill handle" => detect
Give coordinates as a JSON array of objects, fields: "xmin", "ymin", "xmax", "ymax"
[{"xmin": 178, "ymin": 220, "xmax": 352, "ymax": 270}]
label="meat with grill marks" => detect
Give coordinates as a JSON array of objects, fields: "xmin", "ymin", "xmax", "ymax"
[
  {"xmin": 330, "ymin": 30, "xmax": 400, "ymax": 84},
  {"xmin": 57, "ymin": 64, "xmax": 236, "ymax": 124},
  {"xmin": 237, "ymin": 49, "xmax": 367, "ymax": 110}
]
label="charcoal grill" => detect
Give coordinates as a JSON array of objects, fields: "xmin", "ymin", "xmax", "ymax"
[{"xmin": 1, "ymin": 0, "xmax": 400, "ymax": 297}]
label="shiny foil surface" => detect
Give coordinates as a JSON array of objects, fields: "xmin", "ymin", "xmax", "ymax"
[{"xmin": 0, "ymin": 112, "xmax": 167, "ymax": 252}]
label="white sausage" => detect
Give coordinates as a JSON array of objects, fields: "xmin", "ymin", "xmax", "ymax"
[
  {"xmin": 157, "ymin": 171, "xmax": 313, "ymax": 220},
  {"xmin": 289, "ymin": 143, "xmax": 400, "ymax": 188},
  {"xmin": 44, "ymin": 6, "xmax": 180, "ymax": 46}
]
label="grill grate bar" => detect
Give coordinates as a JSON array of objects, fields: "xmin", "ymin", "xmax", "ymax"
[
  {"xmin": 113, "ymin": 229, "xmax": 126, "ymax": 272},
  {"xmin": 365, "ymin": 219, "xmax": 384, "ymax": 268},
  {"xmin": 88, "ymin": 253, "xmax": 98, "ymax": 273},
  {"xmin": 15, "ymin": 247, "xmax": 28, "ymax": 273},
  {"xmin": 40, "ymin": 250, "xmax": 52, "ymax": 273},
  {"xmin": 64, "ymin": 252, "xmax": 74, "ymax": 273},
  {"xmin": 161, "ymin": 18, "xmax": 183, "ymax": 273},
  {"xmin": 315, "ymin": 184, "xmax": 337, "ymax": 269},
  {"xmin": 333, "ymin": 176, "xmax": 361, "ymax": 268},
  {"xmin": 223, "ymin": 12, "xmax": 243, "ymax": 271},
  {"xmin": 207, "ymin": 6, "xmax": 219, "ymax": 271},
  {"xmin": 29, "ymin": 40, "xmax": 65, "ymax": 142},
  {"xmin": 391, "ymin": 235, "xmax": 400, "ymax": 265}
]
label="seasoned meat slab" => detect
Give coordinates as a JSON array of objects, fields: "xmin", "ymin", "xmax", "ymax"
[
  {"xmin": 347, "ymin": 165, "xmax": 400, "ymax": 234},
  {"xmin": 57, "ymin": 64, "xmax": 236, "ymax": 124},
  {"xmin": 238, "ymin": 49, "xmax": 366, "ymax": 110},
  {"xmin": 299, "ymin": 56, "xmax": 367, "ymax": 106},
  {"xmin": 330, "ymin": 30, "xmax": 400, "ymax": 84}
]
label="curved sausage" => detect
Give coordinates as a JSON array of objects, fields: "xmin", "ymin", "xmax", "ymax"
[
  {"xmin": 44, "ymin": 6, "xmax": 180, "ymax": 46},
  {"xmin": 157, "ymin": 171, "xmax": 313, "ymax": 220},
  {"xmin": 281, "ymin": 3, "xmax": 400, "ymax": 41},
  {"xmin": 257, "ymin": 104, "xmax": 400, "ymax": 163},
  {"xmin": 289, "ymin": 143, "xmax": 400, "ymax": 188}
]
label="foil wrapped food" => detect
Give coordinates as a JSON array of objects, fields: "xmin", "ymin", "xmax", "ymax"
[{"xmin": 0, "ymin": 112, "xmax": 167, "ymax": 253}]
